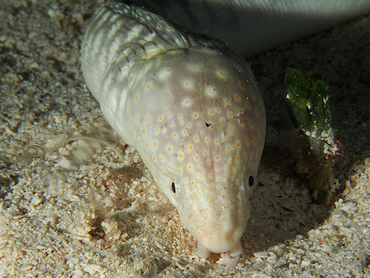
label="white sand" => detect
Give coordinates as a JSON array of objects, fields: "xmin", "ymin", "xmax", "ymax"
[{"xmin": 0, "ymin": 1, "xmax": 369, "ymax": 277}]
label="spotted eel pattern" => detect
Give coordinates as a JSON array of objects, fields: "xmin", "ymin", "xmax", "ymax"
[{"xmin": 81, "ymin": 1, "xmax": 265, "ymax": 257}]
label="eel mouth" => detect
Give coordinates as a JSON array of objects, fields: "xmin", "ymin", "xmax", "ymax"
[{"xmin": 196, "ymin": 239, "xmax": 243, "ymax": 258}]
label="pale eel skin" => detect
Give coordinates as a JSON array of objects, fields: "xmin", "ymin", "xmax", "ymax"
[
  {"xmin": 128, "ymin": 0, "xmax": 370, "ymax": 57},
  {"xmin": 81, "ymin": 1, "xmax": 370, "ymax": 258}
]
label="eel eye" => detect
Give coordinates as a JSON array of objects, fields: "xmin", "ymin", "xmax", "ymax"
[
  {"xmin": 248, "ymin": 175, "xmax": 255, "ymax": 187},
  {"xmin": 171, "ymin": 182, "xmax": 176, "ymax": 193}
]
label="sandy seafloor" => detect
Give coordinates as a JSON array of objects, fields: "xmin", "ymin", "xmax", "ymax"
[{"xmin": 1, "ymin": 0, "xmax": 370, "ymax": 277}]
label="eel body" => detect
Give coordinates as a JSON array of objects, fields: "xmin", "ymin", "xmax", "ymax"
[
  {"xmin": 130, "ymin": 0, "xmax": 370, "ymax": 56},
  {"xmin": 81, "ymin": 0, "xmax": 370, "ymax": 258}
]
